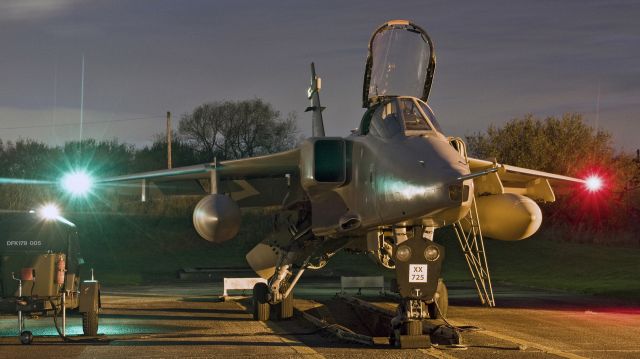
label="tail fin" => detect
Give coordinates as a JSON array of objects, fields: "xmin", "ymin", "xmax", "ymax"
[{"xmin": 305, "ymin": 62, "xmax": 326, "ymax": 137}]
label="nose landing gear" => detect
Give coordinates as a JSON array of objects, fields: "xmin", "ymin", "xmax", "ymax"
[{"xmin": 389, "ymin": 279, "xmax": 451, "ymax": 348}]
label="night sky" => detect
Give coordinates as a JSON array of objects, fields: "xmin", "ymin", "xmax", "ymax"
[{"xmin": 1, "ymin": 0, "xmax": 638, "ymax": 150}]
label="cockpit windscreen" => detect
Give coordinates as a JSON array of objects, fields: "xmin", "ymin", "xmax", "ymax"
[
  {"xmin": 363, "ymin": 98, "xmax": 442, "ymax": 139},
  {"xmin": 417, "ymin": 100, "xmax": 443, "ymax": 133},
  {"xmin": 399, "ymin": 98, "xmax": 431, "ymax": 131}
]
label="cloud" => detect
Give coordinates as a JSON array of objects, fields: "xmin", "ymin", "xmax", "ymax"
[{"xmin": 0, "ymin": 0, "xmax": 78, "ymax": 21}]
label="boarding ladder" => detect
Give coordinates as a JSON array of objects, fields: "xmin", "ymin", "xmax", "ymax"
[{"xmin": 453, "ymin": 198, "xmax": 496, "ymax": 307}]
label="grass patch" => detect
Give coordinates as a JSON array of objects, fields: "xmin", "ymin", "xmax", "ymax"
[
  {"xmin": 438, "ymin": 227, "xmax": 640, "ymax": 299},
  {"xmin": 71, "ymin": 211, "xmax": 271, "ymax": 285},
  {"xmin": 323, "ymin": 229, "xmax": 640, "ymax": 300},
  {"xmin": 69, "ymin": 212, "xmax": 640, "ymax": 300}
]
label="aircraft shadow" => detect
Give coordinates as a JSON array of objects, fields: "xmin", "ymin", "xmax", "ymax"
[
  {"xmin": 109, "ymin": 307, "xmax": 246, "ymax": 315},
  {"xmin": 100, "ymin": 313, "xmax": 253, "ymax": 322}
]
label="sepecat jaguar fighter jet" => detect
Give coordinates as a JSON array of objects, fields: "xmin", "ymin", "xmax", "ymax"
[{"xmin": 100, "ymin": 20, "xmax": 588, "ymax": 347}]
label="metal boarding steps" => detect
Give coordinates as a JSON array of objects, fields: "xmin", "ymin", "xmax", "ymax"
[{"xmin": 453, "ymin": 198, "xmax": 496, "ymax": 307}]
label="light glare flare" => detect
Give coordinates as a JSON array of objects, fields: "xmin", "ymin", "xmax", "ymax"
[
  {"xmin": 585, "ymin": 175, "xmax": 603, "ymax": 192},
  {"xmin": 38, "ymin": 203, "xmax": 60, "ymax": 220},
  {"xmin": 61, "ymin": 170, "xmax": 93, "ymax": 197}
]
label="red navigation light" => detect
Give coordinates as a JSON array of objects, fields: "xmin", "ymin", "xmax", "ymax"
[{"xmin": 585, "ymin": 175, "xmax": 603, "ymax": 192}]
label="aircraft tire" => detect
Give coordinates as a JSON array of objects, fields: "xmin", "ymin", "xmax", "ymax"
[
  {"xmin": 253, "ymin": 282, "xmax": 270, "ymax": 321},
  {"xmin": 19, "ymin": 330, "xmax": 33, "ymax": 345},
  {"xmin": 82, "ymin": 292, "xmax": 100, "ymax": 336},
  {"xmin": 274, "ymin": 292, "xmax": 294, "ymax": 320},
  {"xmin": 428, "ymin": 279, "xmax": 448, "ymax": 319},
  {"xmin": 82, "ymin": 309, "xmax": 99, "ymax": 336},
  {"xmin": 403, "ymin": 320, "xmax": 422, "ymax": 336}
]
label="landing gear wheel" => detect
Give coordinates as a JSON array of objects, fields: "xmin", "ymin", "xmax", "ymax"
[
  {"xmin": 19, "ymin": 330, "xmax": 33, "ymax": 345},
  {"xmin": 391, "ymin": 321, "xmax": 430, "ymax": 349},
  {"xmin": 82, "ymin": 292, "xmax": 100, "ymax": 336},
  {"xmin": 82, "ymin": 307, "xmax": 99, "ymax": 336},
  {"xmin": 428, "ymin": 279, "xmax": 448, "ymax": 319},
  {"xmin": 273, "ymin": 292, "xmax": 294, "ymax": 320},
  {"xmin": 403, "ymin": 320, "xmax": 422, "ymax": 335},
  {"xmin": 252, "ymin": 282, "xmax": 270, "ymax": 321}
]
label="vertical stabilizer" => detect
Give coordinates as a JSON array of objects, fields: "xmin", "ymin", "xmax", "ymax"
[{"xmin": 305, "ymin": 62, "xmax": 326, "ymax": 137}]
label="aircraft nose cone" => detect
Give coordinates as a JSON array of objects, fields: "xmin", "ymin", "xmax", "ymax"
[{"xmin": 376, "ymin": 136, "xmax": 471, "ymax": 223}]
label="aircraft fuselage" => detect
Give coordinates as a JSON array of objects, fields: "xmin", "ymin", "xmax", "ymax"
[{"xmin": 301, "ymin": 99, "xmax": 473, "ymax": 238}]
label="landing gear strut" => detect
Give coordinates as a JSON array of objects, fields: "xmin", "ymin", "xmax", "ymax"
[
  {"xmin": 252, "ymin": 230, "xmax": 309, "ymax": 322},
  {"xmin": 248, "ymin": 206, "xmax": 340, "ymax": 323}
]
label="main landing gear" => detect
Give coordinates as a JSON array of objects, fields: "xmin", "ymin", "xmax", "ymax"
[
  {"xmin": 249, "ymin": 208, "xmax": 317, "ymax": 322},
  {"xmin": 252, "ymin": 282, "xmax": 295, "ymax": 321},
  {"xmin": 252, "ymin": 240, "xmax": 308, "ymax": 322}
]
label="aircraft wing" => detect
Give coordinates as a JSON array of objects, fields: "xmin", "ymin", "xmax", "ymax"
[
  {"xmin": 99, "ymin": 149, "xmax": 301, "ymax": 208},
  {"xmin": 467, "ymin": 157, "xmax": 585, "ymax": 202}
]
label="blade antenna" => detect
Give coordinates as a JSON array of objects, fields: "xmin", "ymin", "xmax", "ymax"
[{"xmin": 305, "ymin": 62, "xmax": 326, "ymax": 137}]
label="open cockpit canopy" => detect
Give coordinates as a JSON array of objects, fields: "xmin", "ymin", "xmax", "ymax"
[{"xmin": 362, "ymin": 20, "xmax": 436, "ymax": 108}]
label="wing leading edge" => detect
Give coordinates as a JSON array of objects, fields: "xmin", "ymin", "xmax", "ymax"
[
  {"xmin": 468, "ymin": 157, "xmax": 584, "ymax": 202},
  {"xmin": 98, "ymin": 149, "xmax": 301, "ymax": 208}
]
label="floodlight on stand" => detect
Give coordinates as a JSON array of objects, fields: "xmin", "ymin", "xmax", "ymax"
[{"xmin": 61, "ymin": 170, "xmax": 93, "ymax": 197}]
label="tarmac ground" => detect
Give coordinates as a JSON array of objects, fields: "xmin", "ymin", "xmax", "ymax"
[{"xmin": 0, "ymin": 280, "xmax": 639, "ymax": 358}]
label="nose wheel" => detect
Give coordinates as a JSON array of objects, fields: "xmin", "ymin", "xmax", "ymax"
[
  {"xmin": 404, "ymin": 320, "xmax": 422, "ymax": 335},
  {"xmin": 390, "ymin": 320, "xmax": 430, "ymax": 348}
]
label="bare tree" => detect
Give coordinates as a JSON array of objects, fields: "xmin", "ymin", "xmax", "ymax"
[
  {"xmin": 178, "ymin": 103, "xmax": 224, "ymax": 161},
  {"xmin": 178, "ymin": 99, "xmax": 297, "ymax": 161}
]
